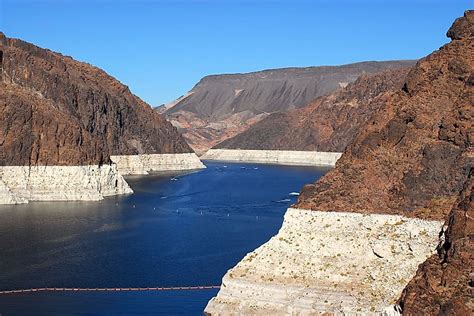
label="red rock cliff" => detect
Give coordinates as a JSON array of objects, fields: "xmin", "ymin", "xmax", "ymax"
[
  {"xmin": 295, "ymin": 10, "xmax": 473, "ymax": 315},
  {"xmin": 296, "ymin": 11, "xmax": 473, "ymax": 222},
  {"xmin": 398, "ymin": 167, "xmax": 473, "ymax": 315},
  {"xmin": 0, "ymin": 33, "xmax": 192, "ymax": 166}
]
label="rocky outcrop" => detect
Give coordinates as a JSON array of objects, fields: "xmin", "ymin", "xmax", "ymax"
[
  {"xmin": 162, "ymin": 61, "xmax": 415, "ymax": 154},
  {"xmin": 207, "ymin": 11, "xmax": 473, "ymax": 315},
  {"xmin": 201, "ymin": 149, "xmax": 341, "ymax": 167},
  {"xmin": 397, "ymin": 168, "xmax": 473, "ymax": 315},
  {"xmin": 205, "ymin": 208, "xmax": 442, "ymax": 315},
  {"xmin": 0, "ymin": 33, "xmax": 202, "ymax": 204},
  {"xmin": 215, "ymin": 67, "xmax": 411, "ymax": 152},
  {"xmin": 0, "ymin": 32, "xmax": 192, "ymax": 167},
  {"xmin": 110, "ymin": 153, "xmax": 205, "ymax": 175}
]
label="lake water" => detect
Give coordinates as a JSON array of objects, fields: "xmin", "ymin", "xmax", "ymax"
[{"xmin": 0, "ymin": 161, "xmax": 328, "ymax": 315}]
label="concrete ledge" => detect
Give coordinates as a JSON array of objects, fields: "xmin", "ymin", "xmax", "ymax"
[
  {"xmin": 0, "ymin": 164, "xmax": 132, "ymax": 204},
  {"xmin": 201, "ymin": 149, "xmax": 342, "ymax": 166},
  {"xmin": 110, "ymin": 153, "xmax": 206, "ymax": 175},
  {"xmin": 205, "ymin": 208, "xmax": 443, "ymax": 315}
]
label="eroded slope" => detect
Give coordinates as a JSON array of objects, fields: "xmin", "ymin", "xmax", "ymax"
[
  {"xmin": 297, "ymin": 11, "xmax": 473, "ymax": 221},
  {"xmin": 163, "ymin": 61, "xmax": 415, "ymax": 154},
  {"xmin": 216, "ymin": 67, "xmax": 411, "ymax": 152}
]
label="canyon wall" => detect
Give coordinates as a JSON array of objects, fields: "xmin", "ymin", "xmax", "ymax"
[
  {"xmin": 0, "ymin": 32, "xmax": 192, "ymax": 167},
  {"xmin": 0, "ymin": 33, "xmax": 203, "ymax": 204},
  {"xmin": 206, "ymin": 11, "xmax": 473, "ymax": 315},
  {"xmin": 296, "ymin": 13, "xmax": 473, "ymax": 221},
  {"xmin": 398, "ymin": 169, "xmax": 473, "ymax": 315},
  {"xmin": 161, "ymin": 61, "xmax": 415, "ymax": 154}
]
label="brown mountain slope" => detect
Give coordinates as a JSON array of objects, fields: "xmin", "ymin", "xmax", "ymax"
[
  {"xmin": 0, "ymin": 33, "xmax": 191, "ymax": 166},
  {"xmin": 161, "ymin": 61, "xmax": 415, "ymax": 154},
  {"xmin": 397, "ymin": 12, "xmax": 474, "ymax": 314},
  {"xmin": 294, "ymin": 11, "xmax": 473, "ymax": 314},
  {"xmin": 215, "ymin": 67, "xmax": 411, "ymax": 152},
  {"xmin": 296, "ymin": 10, "xmax": 473, "ymax": 222}
]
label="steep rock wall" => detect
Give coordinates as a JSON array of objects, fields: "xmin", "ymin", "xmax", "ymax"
[{"xmin": 0, "ymin": 32, "xmax": 192, "ymax": 167}]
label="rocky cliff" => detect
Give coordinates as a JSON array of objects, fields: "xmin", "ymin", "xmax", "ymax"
[
  {"xmin": 0, "ymin": 33, "xmax": 202, "ymax": 204},
  {"xmin": 215, "ymin": 67, "xmax": 411, "ymax": 152},
  {"xmin": 296, "ymin": 10, "xmax": 473, "ymax": 313},
  {"xmin": 0, "ymin": 32, "xmax": 192, "ymax": 167},
  {"xmin": 296, "ymin": 11, "xmax": 473, "ymax": 222},
  {"xmin": 206, "ymin": 10, "xmax": 473, "ymax": 315},
  {"xmin": 398, "ymin": 168, "xmax": 473, "ymax": 315},
  {"xmin": 396, "ymin": 12, "xmax": 474, "ymax": 314},
  {"xmin": 161, "ymin": 61, "xmax": 415, "ymax": 154}
]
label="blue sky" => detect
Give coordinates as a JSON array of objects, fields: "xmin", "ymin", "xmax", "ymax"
[{"xmin": 0, "ymin": 0, "xmax": 471, "ymax": 106}]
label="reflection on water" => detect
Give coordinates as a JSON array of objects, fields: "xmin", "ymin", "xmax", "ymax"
[{"xmin": 0, "ymin": 161, "xmax": 327, "ymax": 315}]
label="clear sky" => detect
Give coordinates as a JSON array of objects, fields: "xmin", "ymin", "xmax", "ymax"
[{"xmin": 0, "ymin": 0, "xmax": 471, "ymax": 106}]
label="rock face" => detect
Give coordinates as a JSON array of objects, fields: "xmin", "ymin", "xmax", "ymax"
[
  {"xmin": 296, "ymin": 11, "xmax": 473, "ymax": 221},
  {"xmin": 297, "ymin": 12, "xmax": 473, "ymax": 313},
  {"xmin": 215, "ymin": 67, "xmax": 411, "ymax": 152},
  {"xmin": 0, "ymin": 178, "xmax": 27, "ymax": 204},
  {"xmin": 398, "ymin": 168, "xmax": 473, "ymax": 315},
  {"xmin": 0, "ymin": 32, "xmax": 192, "ymax": 167},
  {"xmin": 0, "ymin": 33, "xmax": 202, "ymax": 204},
  {"xmin": 161, "ymin": 61, "xmax": 415, "ymax": 154}
]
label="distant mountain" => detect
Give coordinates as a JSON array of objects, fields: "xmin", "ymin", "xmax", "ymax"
[
  {"xmin": 215, "ymin": 67, "xmax": 411, "ymax": 152},
  {"xmin": 161, "ymin": 60, "xmax": 416, "ymax": 154}
]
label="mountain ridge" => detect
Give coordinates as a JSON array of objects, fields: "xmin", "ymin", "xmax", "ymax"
[
  {"xmin": 215, "ymin": 67, "xmax": 411, "ymax": 152},
  {"xmin": 161, "ymin": 60, "xmax": 416, "ymax": 154}
]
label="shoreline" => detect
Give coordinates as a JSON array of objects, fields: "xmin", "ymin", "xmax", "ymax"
[
  {"xmin": 0, "ymin": 164, "xmax": 132, "ymax": 205},
  {"xmin": 200, "ymin": 149, "xmax": 342, "ymax": 167},
  {"xmin": 0, "ymin": 153, "xmax": 206, "ymax": 205},
  {"xmin": 111, "ymin": 153, "xmax": 206, "ymax": 175}
]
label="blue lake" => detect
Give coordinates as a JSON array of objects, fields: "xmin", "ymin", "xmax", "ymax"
[{"xmin": 0, "ymin": 161, "xmax": 328, "ymax": 315}]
